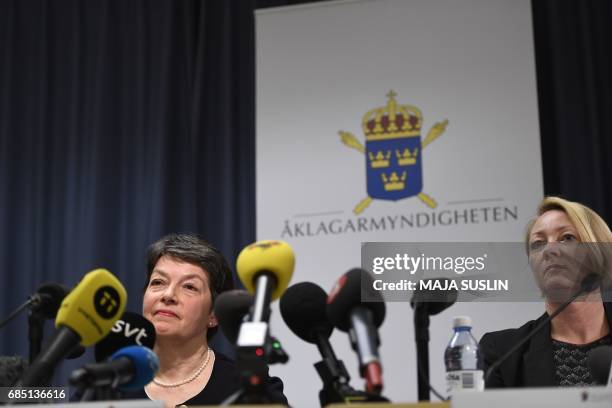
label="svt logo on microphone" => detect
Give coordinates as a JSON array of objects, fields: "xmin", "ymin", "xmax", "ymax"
[{"xmin": 111, "ymin": 320, "xmax": 149, "ymax": 346}]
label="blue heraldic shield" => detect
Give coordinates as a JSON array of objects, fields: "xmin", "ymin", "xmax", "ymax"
[
  {"xmin": 365, "ymin": 135, "xmax": 422, "ymax": 200},
  {"xmin": 362, "ymin": 91, "xmax": 423, "ymax": 201}
]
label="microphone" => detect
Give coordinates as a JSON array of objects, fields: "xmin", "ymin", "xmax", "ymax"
[
  {"xmin": 215, "ymin": 290, "xmax": 289, "ymax": 365},
  {"xmin": 411, "ymin": 278, "xmax": 458, "ymax": 315},
  {"xmin": 27, "ymin": 283, "xmax": 71, "ymax": 363},
  {"xmin": 215, "ymin": 290, "xmax": 254, "ymax": 344},
  {"xmin": 70, "ymin": 345, "xmax": 159, "ymax": 391},
  {"xmin": 587, "ymin": 346, "xmax": 612, "ymax": 385},
  {"xmin": 77, "ymin": 312, "xmax": 154, "ymax": 403},
  {"xmin": 222, "ymin": 240, "xmax": 294, "ymax": 405},
  {"xmin": 235, "ymin": 240, "xmax": 295, "ymax": 347},
  {"xmin": 281, "ymin": 282, "xmax": 334, "ymax": 344},
  {"xmin": 0, "ymin": 283, "xmax": 71, "ymax": 331},
  {"xmin": 281, "ymin": 282, "xmax": 369, "ymax": 406},
  {"xmin": 411, "ymin": 278, "xmax": 458, "ymax": 401},
  {"xmin": 484, "ymin": 272, "xmax": 602, "ymax": 384},
  {"xmin": 16, "ymin": 269, "xmax": 127, "ymax": 387},
  {"xmin": 29, "ymin": 283, "xmax": 71, "ymax": 319},
  {"xmin": 94, "ymin": 311, "xmax": 156, "ymax": 362},
  {"xmin": 327, "ymin": 268, "xmax": 386, "ymax": 395}
]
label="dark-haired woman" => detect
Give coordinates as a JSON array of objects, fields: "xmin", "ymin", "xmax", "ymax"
[{"xmin": 128, "ymin": 233, "xmax": 288, "ymax": 407}]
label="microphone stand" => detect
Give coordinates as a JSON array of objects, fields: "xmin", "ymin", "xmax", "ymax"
[
  {"xmin": 313, "ymin": 332, "xmax": 387, "ymax": 406},
  {"xmin": 314, "ymin": 332, "xmax": 354, "ymax": 406},
  {"xmin": 413, "ymin": 302, "xmax": 449, "ymax": 402},
  {"xmin": 28, "ymin": 310, "xmax": 46, "ymax": 364},
  {"xmin": 413, "ymin": 304, "xmax": 431, "ymax": 401}
]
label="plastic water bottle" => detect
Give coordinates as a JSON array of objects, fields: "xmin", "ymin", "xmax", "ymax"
[{"xmin": 444, "ymin": 316, "xmax": 484, "ymax": 394}]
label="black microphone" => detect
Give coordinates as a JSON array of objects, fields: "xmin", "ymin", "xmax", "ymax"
[
  {"xmin": 327, "ymin": 268, "xmax": 386, "ymax": 395},
  {"xmin": 411, "ymin": 278, "xmax": 458, "ymax": 401},
  {"xmin": 484, "ymin": 272, "xmax": 602, "ymax": 384},
  {"xmin": 27, "ymin": 283, "xmax": 71, "ymax": 363},
  {"xmin": 28, "ymin": 283, "xmax": 70, "ymax": 318},
  {"xmin": 282, "ymin": 282, "xmax": 372, "ymax": 406},
  {"xmin": 0, "ymin": 283, "xmax": 70, "ymax": 333},
  {"xmin": 281, "ymin": 282, "xmax": 334, "ymax": 345},
  {"xmin": 94, "ymin": 311, "xmax": 156, "ymax": 362},
  {"xmin": 587, "ymin": 346, "xmax": 612, "ymax": 385},
  {"xmin": 411, "ymin": 278, "xmax": 458, "ymax": 315},
  {"xmin": 215, "ymin": 290, "xmax": 254, "ymax": 344},
  {"xmin": 280, "ymin": 281, "xmax": 338, "ymax": 366}
]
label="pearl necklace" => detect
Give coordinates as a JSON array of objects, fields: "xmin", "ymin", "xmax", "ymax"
[{"xmin": 152, "ymin": 348, "xmax": 213, "ymax": 388}]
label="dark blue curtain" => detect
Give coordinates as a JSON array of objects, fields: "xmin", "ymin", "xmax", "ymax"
[
  {"xmin": 0, "ymin": 0, "xmax": 255, "ymax": 381},
  {"xmin": 532, "ymin": 0, "xmax": 612, "ymax": 220}
]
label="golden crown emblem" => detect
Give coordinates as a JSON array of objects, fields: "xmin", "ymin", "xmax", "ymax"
[
  {"xmin": 368, "ymin": 150, "xmax": 391, "ymax": 168},
  {"xmin": 361, "ymin": 90, "xmax": 423, "ymax": 140},
  {"xmin": 381, "ymin": 171, "xmax": 407, "ymax": 191},
  {"xmin": 396, "ymin": 147, "xmax": 418, "ymax": 165}
]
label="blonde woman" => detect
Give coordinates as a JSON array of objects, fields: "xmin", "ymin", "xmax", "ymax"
[{"xmin": 481, "ymin": 197, "xmax": 612, "ymax": 387}]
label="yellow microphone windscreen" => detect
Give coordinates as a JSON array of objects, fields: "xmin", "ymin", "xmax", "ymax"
[
  {"xmin": 56, "ymin": 268, "xmax": 127, "ymax": 346},
  {"xmin": 236, "ymin": 240, "xmax": 295, "ymax": 300}
]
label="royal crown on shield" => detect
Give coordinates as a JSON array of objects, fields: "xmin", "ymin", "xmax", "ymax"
[
  {"xmin": 362, "ymin": 91, "xmax": 422, "ymax": 139},
  {"xmin": 339, "ymin": 90, "xmax": 449, "ymax": 215}
]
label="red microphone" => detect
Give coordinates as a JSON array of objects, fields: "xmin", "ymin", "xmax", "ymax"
[{"xmin": 327, "ymin": 268, "xmax": 386, "ymax": 394}]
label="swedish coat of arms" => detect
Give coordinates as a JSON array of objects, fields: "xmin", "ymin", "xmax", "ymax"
[{"xmin": 339, "ymin": 91, "xmax": 448, "ymax": 214}]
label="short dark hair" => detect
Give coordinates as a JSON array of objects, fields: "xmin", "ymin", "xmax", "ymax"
[{"xmin": 144, "ymin": 233, "xmax": 234, "ymax": 340}]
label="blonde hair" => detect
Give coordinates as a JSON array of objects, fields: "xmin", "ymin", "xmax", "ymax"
[
  {"xmin": 525, "ymin": 197, "xmax": 612, "ymax": 245},
  {"xmin": 525, "ymin": 196, "xmax": 612, "ymax": 285}
]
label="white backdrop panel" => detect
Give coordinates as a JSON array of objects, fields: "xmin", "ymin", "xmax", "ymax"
[{"xmin": 256, "ymin": 0, "xmax": 543, "ymax": 406}]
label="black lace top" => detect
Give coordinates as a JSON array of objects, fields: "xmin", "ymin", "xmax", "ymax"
[{"xmin": 551, "ymin": 334, "xmax": 612, "ymax": 386}]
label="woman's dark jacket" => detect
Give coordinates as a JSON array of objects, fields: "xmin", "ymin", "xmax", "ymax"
[{"xmin": 480, "ymin": 302, "xmax": 612, "ymax": 388}]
